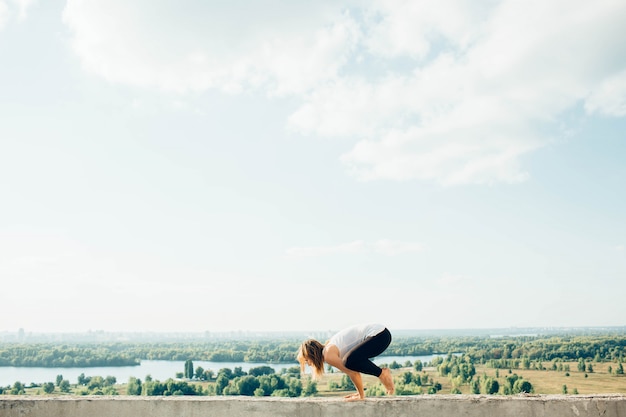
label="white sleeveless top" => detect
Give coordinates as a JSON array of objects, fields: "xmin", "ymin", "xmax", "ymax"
[{"xmin": 325, "ymin": 323, "xmax": 385, "ymax": 362}]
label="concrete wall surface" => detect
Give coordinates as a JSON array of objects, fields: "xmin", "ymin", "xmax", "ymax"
[{"xmin": 1, "ymin": 394, "xmax": 625, "ymax": 417}]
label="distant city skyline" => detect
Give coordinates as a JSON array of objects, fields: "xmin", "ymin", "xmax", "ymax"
[
  {"xmin": 1, "ymin": 0, "xmax": 625, "ymax": 334},
  {"xmin": 4, "ymin": 325, "xmax": 626, "ymax": 344}
]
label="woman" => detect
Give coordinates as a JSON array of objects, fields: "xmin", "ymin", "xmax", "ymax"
[{"xmin": 297, "ymin": 323, "xmax": 395, "ymax": 400}]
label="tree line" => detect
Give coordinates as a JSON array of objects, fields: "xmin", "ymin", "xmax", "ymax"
[
  {"xmin": 0, "ymin": 344, "xmax": 138, "ymax": 367},
  {"xmin": 1, "ymin": 334, "xmax": 625, "ymax": 368},
  {"xmin": 388, "ymin": 334, "xmax": 626, "ymax": 363}
]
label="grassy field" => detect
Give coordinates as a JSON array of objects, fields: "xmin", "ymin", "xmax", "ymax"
[
  {"xmin": 315, "ymin": 361, "xmax": 626, "ymax": 397},
  {"xmin": 471, "ymin": 362, "xmax": 626, "ymax": 395}
]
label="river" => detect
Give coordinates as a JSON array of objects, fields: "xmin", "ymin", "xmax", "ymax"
[{"xmin": 0, "ymin": 355, "xmax": 441, "ymax": 387}]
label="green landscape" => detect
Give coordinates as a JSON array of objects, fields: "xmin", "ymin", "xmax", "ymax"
[{"xmin": 1, "ymin": 330, "xmax": 625, "ymax": 397}]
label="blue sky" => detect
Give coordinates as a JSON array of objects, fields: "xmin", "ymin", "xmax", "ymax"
[{"xmin": 1, "ymin": 0, "xmax": 625, "ymax": 334}]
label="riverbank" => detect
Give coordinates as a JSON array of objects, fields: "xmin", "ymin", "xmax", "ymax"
[{"xmin": 0, "ymin": 355, "xmax": 433, "ymax": 387}]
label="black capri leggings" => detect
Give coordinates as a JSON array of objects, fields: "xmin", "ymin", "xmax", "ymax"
[{"xmin": 344, "ymin": 328, "xmax": 392, "ymax": 377}]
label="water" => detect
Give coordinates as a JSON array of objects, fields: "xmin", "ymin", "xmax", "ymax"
[{"xmin": 0, "ymin": 355, "xmax": 440, "ymax": 387}]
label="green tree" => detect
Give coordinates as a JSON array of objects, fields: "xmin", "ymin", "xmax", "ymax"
[
  {"xmin": 184, "ymin": 360, "xmax": 194, "ymax": 379},
  {"xmin": 11, "ymin": 381, "xmax": 25, "ymax": 395},
  {"xmin": 513, "ymin": 379, "xmax": 533, "ymax": 394},
  {"xmin": 56, "ymin": 375, "xmax": 63, "ymax": 386},
  {"xmin": 249, "ymin": 366, "xmax": 275, "ymax": 377},
  {"xmin": 77, "ymin": 373, "xmax": 90, "ymax": 386},
  {"xmin": 142, "ymin": 380, "xmax": 161, "ymax": 396},
  {"xmin": 401, "ymin": 371, "xmax": 413, "ymax": 384},
  {"xmin": 270, "ymin": 388, "xmax": 290, "ymax": 397},
  {"xmin": 59, "ymin": 380, "xmax": 71, "ymax": 393},
  {"xmin": 286, "ymin": 376, "xmax": 302, "ymax": 397},
  {"xmin": 42, "ymin": 382, "xmax": 55, "ymax": 394},
  {"xmin": 88, "ymin": 376, "xmax": 104, "ymax": 391},
  {"xmin": 235, "ymin": 376, "xmax": 261, "ymax": 396},
  {"xmin": 481, "ymin": 377, "xmax": 499, "ymax": 395},
  {"xmin": 127, "ymin": 377, "xmax": 142, "ymax": 396},
  {"xmin": 233, "ymin": 367, "xmax": 245, "ymax": 378},
  {"xmin": 470, "ymin": 379, "xmax": 480, "ymax": 394},
  {"xmin": 217, "ymin": 368, "xmax": 233, "ymax": 379},
  {"xmin": 255, "ymin": 374, "xmax": 285, "ymax": 396},
  {"xmin": 505, "ymin": 374, "xmax": 519, "ymax": 392},
  {"xmin": 303, "ymin": 381, "xmax": 318, "ymax": 397},
  {"xmin": 215, "ymin": 375, "xmax": 229, "ymax": 395},
  {"xmin": 103, "ymin": 386, "xmax": 119, "ymax": 395}
]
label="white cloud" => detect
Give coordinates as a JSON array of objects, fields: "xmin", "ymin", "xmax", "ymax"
[
  {"xmin": 63, "ymin": 0, "xmax": 626, "ymax": 186},
  {"xmin": 285, "ymin": 239, "xmax": 423, "ymax": 258},
  {"xmin": 585, "ymin": 70, "xmax": 626, "ymax": 117},
  {"xmin": 62, "ymin": 0, "xmax": 361, "ymax": 95},
  {"xmin": 363, "ymin": 0, "xmax": 485, "ymax": 59},
  {"xmin": 340, "ymin": 115, "xmax": 539, "ymax": 185},
  {"xmin": 298, "ymin": 0, "xmax": 626, "ymax": 184}
]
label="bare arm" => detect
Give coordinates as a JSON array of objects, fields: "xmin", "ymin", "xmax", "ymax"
[{"xmin": 323, "ymin": 345, "xmax": 365, "ymax": 399}]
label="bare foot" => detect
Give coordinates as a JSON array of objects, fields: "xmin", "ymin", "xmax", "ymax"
[
  {"xmin": 344, "ymin": 392, "xmax": 364, "ymax": 401},
  {"xmin": 379, "ymin": 368, "xmax": 395, "ymax": 395}
]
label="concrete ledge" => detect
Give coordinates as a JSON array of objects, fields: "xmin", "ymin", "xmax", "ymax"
[{"xmin": 1, "ymin": 395, "xmax": 626, "ymax": 417}]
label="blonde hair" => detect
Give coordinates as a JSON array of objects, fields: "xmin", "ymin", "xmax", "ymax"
[{"xmin": 297, "ymin": 339, "xmax": 325, "ymax": 379}]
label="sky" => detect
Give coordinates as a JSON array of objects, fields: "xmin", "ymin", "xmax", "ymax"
[{"xmin": 1, "ymin": 0, "xmax": 625, "ymax": 335}]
